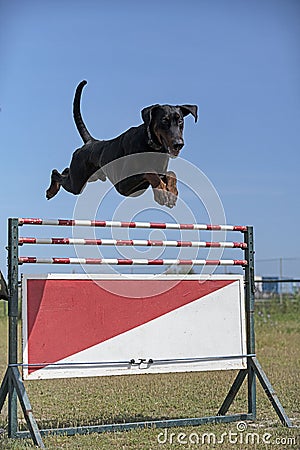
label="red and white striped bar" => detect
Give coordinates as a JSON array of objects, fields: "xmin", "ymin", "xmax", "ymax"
[
  {"xmin": 18, "ymin": 257, "xmax": 248, "ymax": 266},
  {"xmin": 18, "ymin": 218, "xmax": 247, "ymax": 232},
  {"xmin": 18, "ymin": 237, "xmax": 247, "ymax": 249}
]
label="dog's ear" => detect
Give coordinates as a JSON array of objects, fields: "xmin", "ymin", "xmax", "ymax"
[
  {"xmin": 141, "ymin": 105, "xmax": 162, "ymax": 150},
  {"xmin": 178, "ymin": 105, "xmax": 198, "ymax": 123},
  {"xmin": 141, "ymin": 104, "xmax": 160, "ymax": 126}
]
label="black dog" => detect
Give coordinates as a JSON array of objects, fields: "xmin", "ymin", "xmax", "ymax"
[{"xmin": 46, "ymin": 81, "xmax": 198, "ymax": 208}]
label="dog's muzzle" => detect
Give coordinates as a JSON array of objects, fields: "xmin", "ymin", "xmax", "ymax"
[{"xmin": 168, "ymin": 141, "xmax": 184, "ymax": 158}]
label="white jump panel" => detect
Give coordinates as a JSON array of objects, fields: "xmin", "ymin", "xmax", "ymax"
[{"xmin": 22, "ymin": 274, "xmax": 247, "ymax": 380}]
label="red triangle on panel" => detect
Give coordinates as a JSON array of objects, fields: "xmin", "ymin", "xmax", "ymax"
[{"xmin": 26, "ymin": 278, "xmax": 234, "ymax": 373}]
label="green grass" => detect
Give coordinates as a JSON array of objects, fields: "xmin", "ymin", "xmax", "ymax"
[{"xmin": 0, "ymin": 299, "xmax": 299, "ymax": 449}]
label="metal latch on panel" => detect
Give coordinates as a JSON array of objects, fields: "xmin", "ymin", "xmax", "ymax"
[{"xmin": 129, "ymin": 358, "xmax": 153, "ymax": 369}]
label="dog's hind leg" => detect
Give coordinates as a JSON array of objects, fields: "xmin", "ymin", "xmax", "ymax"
[
  {"xmin": 46, "ymin": 169, "xmax": 63, "ymax": 199},
  {"xmin": 46, "ymin": 146, "xmax": 99, "ymax": 199},
  {"xmin": 46, "ymin": 167, "xmax": 77, "ymax": 199}
]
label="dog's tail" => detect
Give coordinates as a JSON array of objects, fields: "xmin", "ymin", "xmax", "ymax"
[{"xmin": 73, "ymin": 80, "xmax": 94, "ymax": 144}]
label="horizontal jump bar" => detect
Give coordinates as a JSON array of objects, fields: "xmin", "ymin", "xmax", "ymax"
[
  {"xmin": 19, "ymin": 237, "xmax": 247, "ymax": 249},
  {"xmin": 16, "ymin": 413, "xmax": 255, "ymax": 439},
  {"xmin": 18, "ymin": 257, "xmax": 248, "ymax": 266},
  {"xmin": 18, "ymin": 218, "xmax": 247, "ymax": 232},
  {"xmin": 11, "ymin": 354, "xmax": 254, "ymax": 369}
]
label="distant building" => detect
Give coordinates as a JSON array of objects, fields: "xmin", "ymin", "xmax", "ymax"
[{"xmin": 262, "ymin": 276, "xmax": 279, "ymax": 294}]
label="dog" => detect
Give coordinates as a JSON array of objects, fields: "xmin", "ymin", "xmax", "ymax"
[{"xmin": 46, "ymin": 81, "xmax": 198, "ymax": 208}]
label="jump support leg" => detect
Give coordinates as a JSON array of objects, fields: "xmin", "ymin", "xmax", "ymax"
[
  {"xmin": 0, "ymin": 366, "xmax": 45, "ymax": 447},
  {"xmin": 217, "ymin": 356, "xmax": 292, "ymax": 427},
  {"xmin": 218, "ymin": 368, "xmax": 248, "ymax": 416},
  {"xmin": 250, "ymin": 357, "xmax": 292, "ymax": 427}
]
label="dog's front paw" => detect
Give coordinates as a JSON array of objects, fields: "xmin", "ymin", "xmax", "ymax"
[
  {"xmin": 166, "ymin": 191, "xmax": 177, "ymax": 208},
  {"xmin": 153, "ymin": 188, "xmax": 177, "ymax": 208}
]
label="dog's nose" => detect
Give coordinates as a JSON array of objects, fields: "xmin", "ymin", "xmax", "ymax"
[{"xmin": 173, "ymin": 141, "xmax": 184, "ymax": 152}]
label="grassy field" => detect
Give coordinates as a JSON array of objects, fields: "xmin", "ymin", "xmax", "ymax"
[{"xmin": 0, "ymin": 299, "xmax": 299, "ymax": 449}]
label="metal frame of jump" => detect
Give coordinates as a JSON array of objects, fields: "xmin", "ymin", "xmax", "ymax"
[{"xmin": 0, "ymin": 217, "xmax": 292, "ymax": 448}]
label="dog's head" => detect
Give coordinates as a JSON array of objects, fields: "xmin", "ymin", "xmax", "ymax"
[{"xmin": 141, "ymin": 104, "xmax": 198, "ymax": 158}]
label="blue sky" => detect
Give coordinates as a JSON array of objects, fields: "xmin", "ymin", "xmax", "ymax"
[{"xmin": 1, "ymin": 0, "xmax": 299, "ymax": 277}]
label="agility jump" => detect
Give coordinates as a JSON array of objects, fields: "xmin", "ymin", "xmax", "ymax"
[{"xmin": 0, "ymin": 217, "xmax": 292, "ymax": 448}]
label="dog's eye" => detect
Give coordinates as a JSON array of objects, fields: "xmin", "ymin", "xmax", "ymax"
[
  {"xmin": 178, "ymin": 119, "xmax": 183, "ymax": 127},
  {"xmin": 161, "ymin": 118, "xmax": 170, "ymax": 128}
]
